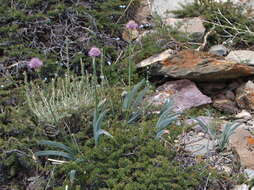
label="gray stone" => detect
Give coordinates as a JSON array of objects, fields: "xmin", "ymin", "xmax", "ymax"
[
  {"xmin": 151, "ymin": 0, "xmax": 195, "ymax": 18},
  {"xmin": 209, "ymin": 45, "xmax": 228, "ymax": 56},
  {"xmin": 226, "ymin": 50, "xmax": 254, "ymax": 65},
  {"xmin": 244, "ymin": 168, "xmax": 254, "ymax": 180},
  {"xmin": 164, "ymin": 17, "xmax": 205, "ymax": 37},
  {"xmin": 136, "ymin": 48, "xmax": 174, "ymax": 68},
  {"xmin": 233, "ymin": 184, "xmax": 250, "ymax": 190}
]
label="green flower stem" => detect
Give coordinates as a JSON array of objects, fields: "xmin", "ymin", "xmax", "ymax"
[
  {"xmin": 92, "ymin": 57, "xmax": 98, "ymax": 115},
  {"xmin": 128, "ymin": 44, "xmax": 132, "ymax": 87}
]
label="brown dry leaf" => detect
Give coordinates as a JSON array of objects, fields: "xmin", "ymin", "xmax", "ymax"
[{"xmin": 122, "ymin": 28, "xmax": 139, "ymax": 42}]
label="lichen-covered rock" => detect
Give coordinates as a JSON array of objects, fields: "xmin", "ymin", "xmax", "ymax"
[
  {"xmin": 138, "ymin": 50, "xmax": 254, "ymax": 81},
  {"xmin": 236, "ymin": 81, "xmax": 254, "ymax": 110}
]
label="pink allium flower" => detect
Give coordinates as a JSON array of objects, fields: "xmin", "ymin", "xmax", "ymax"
[
  {"xmin": 163, "ymin": 130, "xmax": 170, "ymax": 134},
  {"xmin": 28, "ymin": 58, "xmax": 43, "ymax": 69},
  {"xmin": 88, "ymin": 47, "xmax": 101, "ymax": 57},
  {"xmin": 125, "ymin": 20, "xmax": 138, "ymax": 30}
]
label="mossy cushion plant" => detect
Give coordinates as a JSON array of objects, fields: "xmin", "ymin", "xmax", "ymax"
[{"xmin": 52, "ymin": 122, "xmax": 230, "ymax": 190}]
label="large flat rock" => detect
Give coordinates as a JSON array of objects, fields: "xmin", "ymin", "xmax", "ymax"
[{"xmin": 138, "ymin": 50, "xmax": 254, "ymax": 82}]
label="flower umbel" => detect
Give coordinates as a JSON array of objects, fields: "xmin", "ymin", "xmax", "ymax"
[
  {"xmin": 28, "ymin": 58, "xmax": 43, "ymax": 69},
  {"xmin": 125, "ymin": 20, "xmax": 138, "ymax": 30},
  {"xmin": 88, "ymin": 47, "xmax": 101, "ymax": 57}
]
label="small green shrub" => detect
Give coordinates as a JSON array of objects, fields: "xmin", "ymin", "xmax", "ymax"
[
  {"xmin": 52, "ymin": 123, "xmax": 229, "ymax": 190},
  {"xmin": 172, "ymin": 0, "xmax": 254, "ymax": 48}
]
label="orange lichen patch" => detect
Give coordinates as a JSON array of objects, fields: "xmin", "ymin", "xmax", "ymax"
[
  {"xmin": 247, "ymin": 136, "xmax": 254, "ymax": 145},
  {"xmin": 231, "ymin": 64, "xmax": 254, "ymax": 75},
  {"xmin": 161, "ymin": 50, "xmax": 227, "ymax": 68}
]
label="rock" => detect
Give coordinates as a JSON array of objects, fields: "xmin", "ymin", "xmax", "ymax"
[
  {"xmin": 226, "ymin": 50, "xmax": 254, "ymax": 65},
  {"xmin": 236, "ymin": 81, "xmax": 254, "ymax": 110},
  {"xmin": 151, "ymin": 0, "xmax": 195, "ymax": 18},
  {"xmin": 147, "ymin": 79, "xmax": 212, "ymax": 112},
  {"xmin": 138, "ymin": 50, "xmax": 254, "ymax": 81},
  {"xmin": 225, "ymin": 90, "xmax": 236, "ymax": 101},
  {"xmin": 136, "ymin": 48, "xmax": 174, "ymax": 68},
  {"xmin": 233, "ymin": 184, "xmax": 250, "ymax": 190},
  {"xmin": 180, "ymin": 131, "xmax": 216, "ymax": 156},
  {"xmin": 235, "ymin": 110, "xmax": 252, "ymax": 120},
  {"xmin": 209, "ymin": 44, "xmax": 228, "ymax": 56},
  {"xmin": 199, "ymin": 82, "xmax": 227, "ymax": 95},
  {"xmin": 164, "ymin": 17, "xmax": 205, "ymax": 37},
  {"xmin": 229, "ymin": 127, "xmax": 254, "ymax": 169},
  {"xmin": 244, "ymin": 168, "xmax": 254, "ymax": 180},
  {"xmin": 213, "ymin": 98, "xmax": 239, "ymax": 114},
  {"xmin": 134, "ymin": 0, "xmax": 151, "ymax": 24},
  {"xmin": 27, "ymin": 176, "xmax": 46, "ymax": 190}
]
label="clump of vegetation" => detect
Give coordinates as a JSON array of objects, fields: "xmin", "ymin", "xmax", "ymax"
[
  {"xmin": 172, "ymin": 0, "xmax": 254, "ymax": 48},
  {"xmin": 25, "ymin": 68, "xmax": 94, "ymax": 126},
  {"xmin": 195, "ymin": 117, "xmax": 240, "ymax": 151},
  {"xmin": 51, "ymin": 122, "xmax": 232, "ymax": 190}
]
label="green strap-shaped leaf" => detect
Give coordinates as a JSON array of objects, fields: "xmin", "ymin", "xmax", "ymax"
[
  {"xmin": 94, "ymin": 129, "xmax": 113, "ymax": 146},
  {"xmin": 132, "ymin": 87, "xmax": 149, "ymax": 109},
  {"xmin": 127, "ymin": 111, "xmax": 141, "ymax": 124},
  {"xmin": 35, "ymin": 150, "xmax": 75, "ymax": 161},
  {"xmin": 69, "ymin": 170, "xmax": 76, "ymax": 184},
  {"xmin": 122, "ymin": 79, "xmax": 145, "ymax": 110},
  {"xmin": 38, "ymin": 140, "xmax": 74, "ymax": 154},
  {"xmin": 156, "ymin": 114, "xmax": 179, "ymax": 131},
  {"xmin": 156, "ymin": 112, "xmax": 180, "ymax": 129}
]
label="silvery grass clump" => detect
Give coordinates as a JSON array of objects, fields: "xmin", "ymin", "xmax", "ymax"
[
  {"xmin": 25, "ymin": 64, "xmax": 95, "ymax": 125},
  {"xmin": 195, "ymin": 117, "xmax": 240, "ymax": 152}
]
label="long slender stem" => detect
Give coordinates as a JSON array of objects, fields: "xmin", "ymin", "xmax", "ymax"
[{"xmin": 128, "ymin": 45, "xmax": 132, "ymax": 87}]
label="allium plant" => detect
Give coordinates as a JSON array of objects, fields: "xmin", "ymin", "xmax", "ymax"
[
  {"xmin": 28, "ymin": 57, "xmax": 43, "ymax": 69},
  {"xmin": 125, "ymin": 20, "xmax": 138, "ymax": 86},
  {"xmin": 126, "ymin": 20, "xmax": 138, "ymax": 30},
  {"xmin": 88, "ymin": 47, "xmax": 101, "ymax": 57}
]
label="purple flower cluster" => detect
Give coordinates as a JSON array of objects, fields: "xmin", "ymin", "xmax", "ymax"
[
  {"xmin": 88, "ymin": 47, "xmax": 101, "ymax": 57},
  {"xmin": 28, "ymin": 57, "xmax": 43, "ymax": 69},
  {"xmin": 125, "ymin": 20, "xmax": 138, "ymax": 30}
]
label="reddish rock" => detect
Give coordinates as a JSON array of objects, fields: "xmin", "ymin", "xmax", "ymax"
[
  {"xmin": 229, "ymin": 128, "xmax": 254, "ymax": 169},
  {"xmin": 147, "ymin": 79, "xmax": 212, "ymax": 112},
  {"xmin": 138, "ymin": 50, "xmax": 254, "ymax": 82}
]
